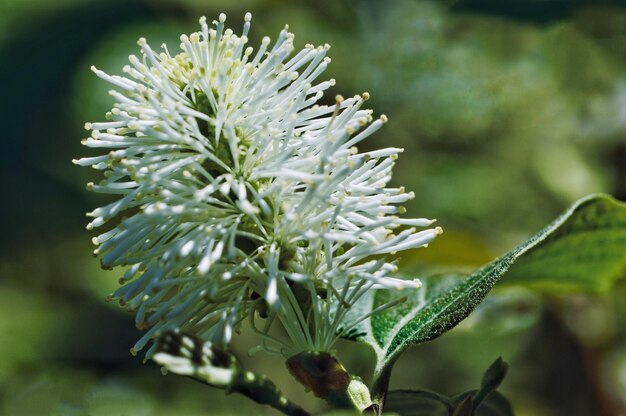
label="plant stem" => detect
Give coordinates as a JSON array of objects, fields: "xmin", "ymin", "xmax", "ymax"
[
  {"xmin": 370, "ymin": 359, "xmax": 396, "ymax": 411},
  {"xmin": 153, "ymin": 331, "xmax": 310, "ymax": 416},
  {"xmin": 229, "ymin": 369, "xmax": 311, "ymax": 416}
]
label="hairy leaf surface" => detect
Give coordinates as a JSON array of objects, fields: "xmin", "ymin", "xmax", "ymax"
[{"xmin": 346, "ymin": 194, "xmax": 626, "ymax": 382}]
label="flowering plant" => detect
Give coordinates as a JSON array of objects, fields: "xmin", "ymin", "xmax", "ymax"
[{"xmin": 77, "ymin": 12, "xmax": 626, "ymax": 416}]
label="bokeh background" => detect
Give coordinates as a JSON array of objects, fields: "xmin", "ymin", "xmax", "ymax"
[{"xmin": 2, "ymin": 0, "xmax": 626, "ymax": 414}]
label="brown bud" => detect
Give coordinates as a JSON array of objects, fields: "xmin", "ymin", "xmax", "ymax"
[{"xmin": 286, "ymin": 351, "xmax": 350, "ymax": 398}]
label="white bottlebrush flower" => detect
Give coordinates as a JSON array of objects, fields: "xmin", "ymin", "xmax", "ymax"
[{"xmin": 76, "ymin": 13, "xmax": 442, "ymax": 357}]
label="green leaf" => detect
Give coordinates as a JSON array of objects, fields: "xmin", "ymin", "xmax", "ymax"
[
  {"xmin": 383, "ymin": 358, "xmax": 513, "ymax": 415},
  {"xmin": 385, "ymin": 389, "xmax": 513, "ymax": 416},
  {"xmin": 476, "ymin": 357, "xmax": 508, "ymax": 404},
  {"xmin": 474, "ymin": 391, "xmax": 513, "ymax": 416},
  {"xmin": 451, "ymin": 391, "xmax": 513, "ymax": 416},
  {"xmin": 383, "ymin": 390, "xmax": 451, "ymax": 416},
  {"xmin": 345, "ymin": 194, "xmax": 626, "ymax": 396},
  {"xmin": 501, "ymin": 194, "xmax": 626, "ymax": 292}
]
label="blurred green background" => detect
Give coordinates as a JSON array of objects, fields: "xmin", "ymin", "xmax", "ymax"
[{"xmin": 1, "ymin": 0, "xmax": 626, "ymax": 414}]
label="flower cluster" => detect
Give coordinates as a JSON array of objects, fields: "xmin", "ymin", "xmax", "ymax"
[{"xmin": 76, "ymin": 13, "xmax": 441, "ymax": 357}]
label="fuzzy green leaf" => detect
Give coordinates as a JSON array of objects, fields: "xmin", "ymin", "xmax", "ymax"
[
  {"xmin": 346, "ymin": 194, "xmax": 626, "ymax": 391},
  {"xmin": 501, "ymin": 195, "xmax": 626, "ymax": 292}
]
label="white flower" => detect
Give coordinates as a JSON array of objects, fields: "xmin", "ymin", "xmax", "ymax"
[{"xmin": 76, "ymin": 13, "xmax": 442, "ymax": 356}]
